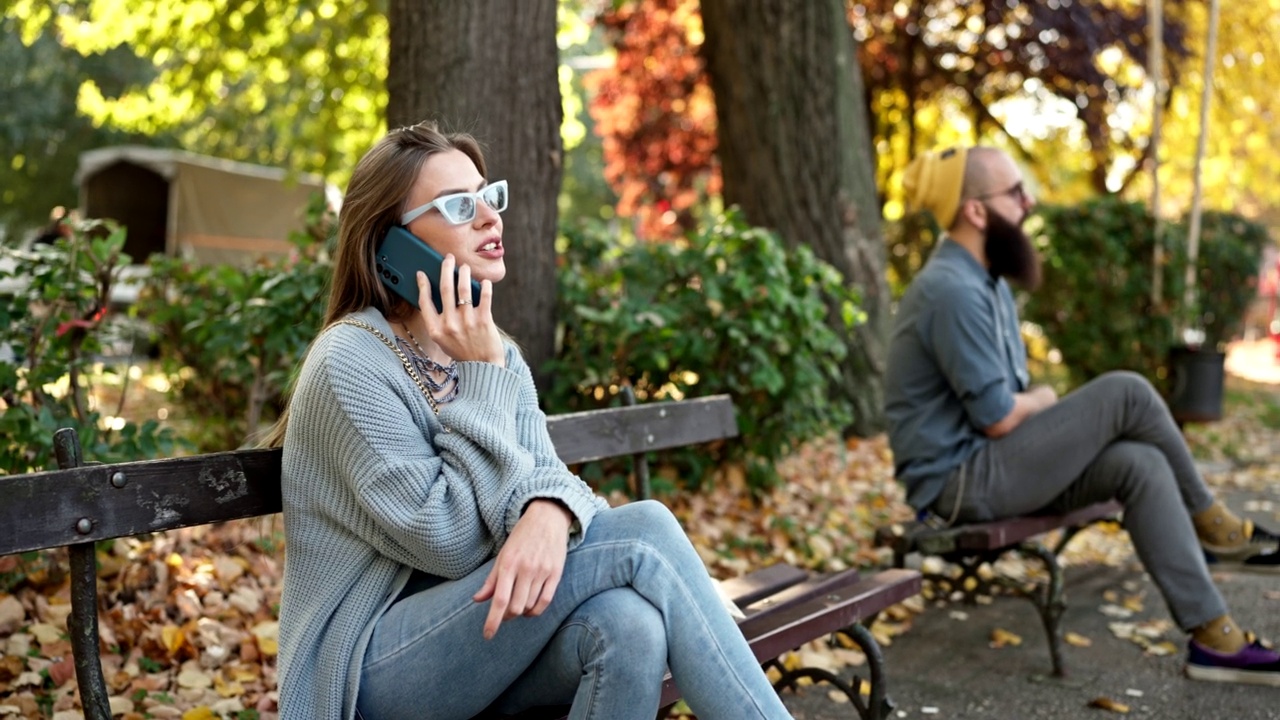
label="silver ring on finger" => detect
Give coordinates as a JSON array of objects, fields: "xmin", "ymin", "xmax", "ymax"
[{"xmin": 457, "ymin": 296, "xmax": 471, "ymax": 307}]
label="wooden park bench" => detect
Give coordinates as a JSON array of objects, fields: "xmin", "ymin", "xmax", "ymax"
[
  {"xmin": 875, "ymin": 500, "xmax": 1122, "ymax": 678},
  {"xmin": 1, "ymin": 391, "xmax": 921, "ymax": 720}
]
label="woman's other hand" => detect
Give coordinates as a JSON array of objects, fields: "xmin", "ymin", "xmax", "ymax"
[
  {"xmin": 417, "ymin": 254, "xmax": 505, "ymax": 366},
  {"xmin": 473, "ymin": 499, "xmax": 573, "ymax": 640}
]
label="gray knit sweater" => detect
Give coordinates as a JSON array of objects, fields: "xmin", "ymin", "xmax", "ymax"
[{"xmin": 277, "ymin": 307, "xmax": 608, "ymax": 720}]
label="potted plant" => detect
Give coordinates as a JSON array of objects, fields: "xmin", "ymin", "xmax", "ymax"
[{"xmin": 1166, "ymin": 212, "xmax": 1271, "ymax": 423}]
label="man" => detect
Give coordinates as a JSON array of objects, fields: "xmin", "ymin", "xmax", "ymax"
[{"xmin": 885, "ymin": 145, "xmax": 1280, "ymax": 686}]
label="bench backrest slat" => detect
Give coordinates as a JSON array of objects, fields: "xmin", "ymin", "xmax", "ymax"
[
  {"xmin": 0, "ymin": 396, "xmax": 740, "ymax": 556},
  {"xmin": 0, "ymin": 449, "xmax": 283, "ymax": 555},
  {"xmin": 545, "ymin": 394, "xmax": 738, "ymax": 465}
]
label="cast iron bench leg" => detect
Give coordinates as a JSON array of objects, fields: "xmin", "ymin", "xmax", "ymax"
[
  {"xmin": 1018, "ymin": 542, "xmax": 1067, "ymax": 677},
  {"xmin": 930, "ymin": 546, "xmax": 1068, "ymax": 677},
  {"xmin": 54, "ymin": 428, "xmax": 112, "ymax": 720},
  {"xmin": 769, "ymin": 623, "xmax": 891, "ymax": 720}
]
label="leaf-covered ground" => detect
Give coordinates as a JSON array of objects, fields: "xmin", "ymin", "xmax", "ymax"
[{"xmin": 4, "ymin": 341, "xmax": 1280, "ymax": 719}]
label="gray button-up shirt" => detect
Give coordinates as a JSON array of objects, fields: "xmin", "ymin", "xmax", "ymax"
[{"xmin": 884, "ymin": 239, "xmax": 1029, "ymax": 510}]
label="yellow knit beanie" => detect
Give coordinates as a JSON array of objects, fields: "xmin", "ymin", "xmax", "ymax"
[{"xmin": 902, "ymin": 147, "xmax": 969, "ymax": 229}]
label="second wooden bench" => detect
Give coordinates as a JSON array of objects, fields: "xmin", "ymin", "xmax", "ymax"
[{"xmin": 875, "ymin": 500, "xmax": 1122, "ymax": 677}]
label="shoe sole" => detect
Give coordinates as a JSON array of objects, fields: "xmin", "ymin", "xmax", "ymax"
[
  {"xmin": 1201, "ymin": 541, "xmax": 1279, "ymax": 558},
  {"xmin": 1205, "ymin": 559, "xmax": 1280, "ymax": 575},
  {"xmin": 1186, "ymin": 664, "xmax": 1280, "ymax": 687}
]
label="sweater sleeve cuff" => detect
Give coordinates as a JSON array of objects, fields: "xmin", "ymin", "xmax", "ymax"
[{"xmin": 506, "ymin": 479, "xmax": 609, "ymax": 549}]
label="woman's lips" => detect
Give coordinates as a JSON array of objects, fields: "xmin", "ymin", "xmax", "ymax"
[{"xmin": 476, "ymin": 239, "xmax": 504, "ymax": 260}]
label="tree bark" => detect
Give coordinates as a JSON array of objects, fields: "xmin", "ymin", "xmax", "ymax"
[
  {"xmin": 387, "ymin": 1, "xmax": 563, "ymax": 394},
  {"xmin": 700, "ymin": 0, "xmax": 889, "ymax": 435}
]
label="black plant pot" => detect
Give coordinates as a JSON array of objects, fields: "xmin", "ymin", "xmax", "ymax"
[{"xmin": 1167, "ymin": 345, "xmax": 1226, "ymax": 424}]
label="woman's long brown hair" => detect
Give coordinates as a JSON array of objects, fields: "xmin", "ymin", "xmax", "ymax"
[{"xmin": 257, "ymin": 121, "xmax": 486, "ymax": 449}]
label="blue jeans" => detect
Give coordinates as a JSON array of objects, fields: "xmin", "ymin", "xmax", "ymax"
[{"xmin": 356, "ymin": 500, "xmax": 792, "ymax": 720}]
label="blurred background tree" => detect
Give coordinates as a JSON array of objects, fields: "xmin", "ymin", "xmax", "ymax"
[
  {"xmin": 387, "ymin": 0, "xmax": 565, "ymax": 390},
  {"xmin": 0, "ymin": 11, "xmax": 160, "ymax": 237}
]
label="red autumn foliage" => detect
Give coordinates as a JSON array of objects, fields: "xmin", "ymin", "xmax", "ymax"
[{"xmin": 587, "ymin": 0, "xmax": 720, "ymax": 240}]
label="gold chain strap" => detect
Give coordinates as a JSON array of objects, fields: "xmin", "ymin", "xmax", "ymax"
[{"xmin": 333, "ymin": 317, "xmax": 442, "ymax": 418}]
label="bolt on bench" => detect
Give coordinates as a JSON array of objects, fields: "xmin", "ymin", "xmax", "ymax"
[
  {"xmin": 1, "ymin": 391, "xmax": 921, "ymax": 720},
  {"xmin": 875, "ymin": 500, "xmax": 1122, "ymax": 677}
]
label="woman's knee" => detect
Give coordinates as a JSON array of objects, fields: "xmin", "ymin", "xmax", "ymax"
[
  {"xmin": 573, "ymin": 589, "xmax": 667, "ymax": 671},
  {"xmin": 595, "ymin": 500, "xmax": 683, "ymax": 540}
]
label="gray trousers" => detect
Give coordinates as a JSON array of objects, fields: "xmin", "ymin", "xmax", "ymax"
[{"xmin": 932, "ymin": 371, "xmax": 1226, "ymax": 631}]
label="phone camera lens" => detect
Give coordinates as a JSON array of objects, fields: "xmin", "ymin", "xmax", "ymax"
[
  {"xmin": 391, "ymin": 276, "xmax": 399, "ymax": 285},
  {"xmin": 376, "ymin": 263, "xmax": 383, "ymax": 273}
]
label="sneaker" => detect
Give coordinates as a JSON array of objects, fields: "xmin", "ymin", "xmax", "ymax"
[
  {"xmin": 1186, "ymin": 635, "xmax": 1280, "ymax": 687},
  {"xmin": 1204, "ymin": 523, "xmax": 1280, "ymax": 573}
]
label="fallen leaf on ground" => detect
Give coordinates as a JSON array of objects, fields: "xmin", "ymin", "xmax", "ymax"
[
  {"xmin": 1065, "ymin": 632, "xmax": 1093, "ymax": 647},
  {"xmin": 989, "ymin": 628, "xmax": 1022, "ymax": 648},
  {"xmin": 1099, "ymin": 604, "xmax": 1134, "ymax": 619},
  {"xmin": 1088, "ymin": 696, "xmax": 1131, "ymax": 713}
]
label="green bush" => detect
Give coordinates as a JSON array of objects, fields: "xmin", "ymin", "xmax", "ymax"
[
  {"xmin": 1179, "ymin": 211, "xmax": 1270, "ymax": 348},
  {"xmin": 546, "ymin": 209, "xmax": 861, "ymax": 491},
  {"xmin": 1024, "ymin": 197, "xmax": 1268, "ymax": 390},
  {"xmin": 138, "ymin": 200, "xmax": 333, "ymax": 451},
  {"xmin": 1023, "ymin": 197, "xmax": 1178, "ymax": 389},
  {"xmin": 885, "ymin": 210, "xmax": 941, "ymax": 301},
  {"xmin": 0, "ymin": 220, "xmax": 179, "ymax": 475}
]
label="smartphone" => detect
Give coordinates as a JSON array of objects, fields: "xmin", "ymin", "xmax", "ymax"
[{"xmin": 375, "ymin": 225, "xmax": 483, "ymax": 314}]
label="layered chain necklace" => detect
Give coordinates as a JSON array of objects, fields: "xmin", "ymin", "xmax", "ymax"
[{"xmin": 393, "ymin": 325, "xmax": 460, "ymax": 403}]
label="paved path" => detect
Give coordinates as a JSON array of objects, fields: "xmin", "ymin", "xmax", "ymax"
[{"xmin": 780, "ymin": 486, "xmax": 1280, "ymax": 720}]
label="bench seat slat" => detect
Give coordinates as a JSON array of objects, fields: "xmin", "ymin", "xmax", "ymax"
[
  {"xmin": 657, "ymin": 568, "xmax": 922, "ymax": 707},
  {"xmin": 876, "ymin": 499, "xmax": 1123, "ymax": 556},
  {"xmin": 954, "ymin": 500, "xmax": 1123, "ymax": 551},
  {"xmin": 740, "ymin": 568, "xmax": 864, "ymax": 619},
  {"xmin": 719, "ymin": 563, "xmax": 810, "ymax": 608}
]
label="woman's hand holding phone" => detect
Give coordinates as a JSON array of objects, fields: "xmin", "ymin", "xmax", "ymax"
[{"xmin": 417, "ymin": 254, "xmax": 506, "ymax": 367}]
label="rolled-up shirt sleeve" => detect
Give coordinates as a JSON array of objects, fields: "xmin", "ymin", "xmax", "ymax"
[{"xmin": 923, "ymin": 283, "xmax": 1015, "ymax": 430}]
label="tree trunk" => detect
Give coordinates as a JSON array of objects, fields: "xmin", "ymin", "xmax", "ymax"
[
  {"xmin": 700, "ymin": 0, "xmax": 889, "ymax": 435},
  {"xmin": 387, "ymin": 1, "xmax": 563, "ymax": 394}
]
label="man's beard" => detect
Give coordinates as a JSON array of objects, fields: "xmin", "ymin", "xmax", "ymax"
[{"xmin": 984, "ymin": 207, "xmax": 1041, "ymax": 291}]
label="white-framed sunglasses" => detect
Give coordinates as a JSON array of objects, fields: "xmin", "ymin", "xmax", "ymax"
[{"xmin": 400, "ymin": 180, "xmax": 509, "ymax": 225}]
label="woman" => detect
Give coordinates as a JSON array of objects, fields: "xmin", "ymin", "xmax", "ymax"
[{"xmin": 267, "ymin": 121, "xmax": 793, "ymax": 720}]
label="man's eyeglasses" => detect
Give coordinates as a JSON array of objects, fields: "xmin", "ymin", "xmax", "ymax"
[
  {"xmin": 974, "ymin": 181, "xmax": 1028, "ymax": 205},
  {"xmin": 401, "ymin": 180, "xmax": 509, "ymax": 225}
]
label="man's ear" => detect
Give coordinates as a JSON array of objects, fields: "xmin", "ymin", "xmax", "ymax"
[{"xmin": 955, "ymin": 198, "xmax": 986, "ymax": 230}]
